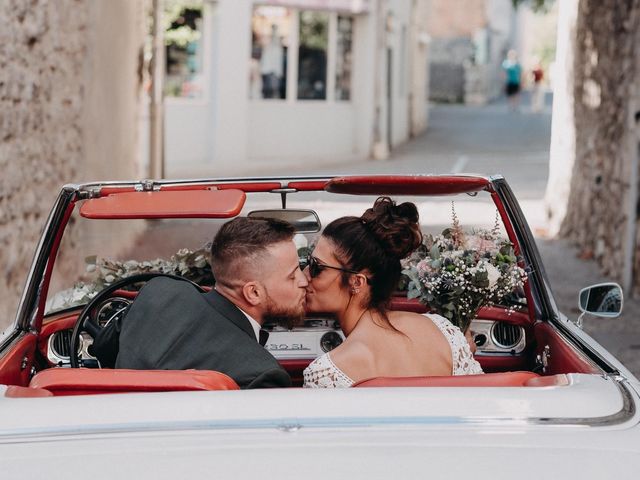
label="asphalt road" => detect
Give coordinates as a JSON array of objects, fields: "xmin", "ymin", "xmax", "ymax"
[{"xmin": 267, "ymin": 95, "xmax": 640, "ymax": 378}]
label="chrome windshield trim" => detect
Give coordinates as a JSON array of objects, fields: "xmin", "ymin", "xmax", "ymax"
[
  {"xmin": 0, "ymin": 379, "xmax": 636, "ymax": 444},
  {"xmin": 13, "ymin": 187, "xmax": 77, "ymax": 332},
  {"xmin": 71, "ymin": 173, "xmax": 494, "ymax": 193}
]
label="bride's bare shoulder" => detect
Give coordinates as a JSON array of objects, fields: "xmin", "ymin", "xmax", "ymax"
[
  {"xmin": 389, "ymin": 310, "xmax": 440, "ymax": 329},
  {"xmin": 330, "ymin": 338, "xmax": 375, "ymax": 369}
]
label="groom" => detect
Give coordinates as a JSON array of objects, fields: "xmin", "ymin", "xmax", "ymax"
[{"xmin": 115, "ymin": 217, "xmax": 308, "ymax": 388}]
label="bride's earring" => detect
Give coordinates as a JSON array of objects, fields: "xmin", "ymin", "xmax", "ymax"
[{"xmin": 351, "ymin": 287, "xmax": 360, "ymax": 294}]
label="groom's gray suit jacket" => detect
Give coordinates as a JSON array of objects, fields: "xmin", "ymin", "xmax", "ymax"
[{"xmin": 115, "ymin": 277, "xmax": 291, "ymax": 389}]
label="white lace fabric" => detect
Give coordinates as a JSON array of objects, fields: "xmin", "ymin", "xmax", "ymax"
[
  {"xmin": 303, "ymin": 352, "xmax": 354, "ymax": 388},
  {"xmin": 426, "ymin": 313, "xmax": 484, "ymax": 376},
  {"xmin": 302, "ymin": 313, "xmax": 483, "ymax": 388}
]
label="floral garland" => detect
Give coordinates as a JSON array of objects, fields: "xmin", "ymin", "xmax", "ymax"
[
  {"xmin": 45, "ymin": 243, "xmax": 312, "ymax": 314},
  {"xmin": 45, "ymin": 247, "xmax": 213, "ymax": 314}
]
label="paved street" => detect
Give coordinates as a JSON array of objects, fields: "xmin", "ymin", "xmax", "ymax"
[{"xmin": 266, "ymin": 95, "xmax": 640, "ymax": 378}]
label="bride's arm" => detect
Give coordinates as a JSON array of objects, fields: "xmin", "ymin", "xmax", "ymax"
[{"xmin": 465, "ymin": 328, "xmax": 477, "ymax": 354}]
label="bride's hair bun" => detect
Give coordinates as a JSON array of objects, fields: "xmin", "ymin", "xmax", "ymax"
[{"xmin": 360, "ymin": 197, "xmax": 422, "ymax": 259}]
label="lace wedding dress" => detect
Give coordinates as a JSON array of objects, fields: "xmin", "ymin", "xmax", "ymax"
[{"xmin": 303, "ymin": 313, "xmax": 483, "ymax": 388}]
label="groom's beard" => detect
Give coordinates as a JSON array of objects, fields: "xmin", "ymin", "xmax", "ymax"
[{"xmin": 262, "ymin": 292, "xmax": 305, "ymax": 330}]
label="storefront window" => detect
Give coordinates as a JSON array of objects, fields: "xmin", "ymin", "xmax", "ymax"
[
  {"xmin": 335, "ymin": 16, "xmax": 353, "ymax": 101},
  {"xmin": 164, "ymin": 1, "xmax": 204, "ymax": 98},
  {"xmin": 297, "ymin": 11, "xmax": 329, "ymax": 100},
  {"xmin": 250, "ymin": 6, "xmax": 292, "ymax": 99}
]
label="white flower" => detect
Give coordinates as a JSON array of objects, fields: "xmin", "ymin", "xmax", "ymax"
[{"xmin": 485, "ymin": 263, "xmax": 501, "ymax": 289}]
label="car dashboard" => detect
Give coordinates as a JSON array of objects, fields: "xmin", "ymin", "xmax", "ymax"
[{"xmin": 42, "ymin": 295, "xmax": 531, "ymax": 383}]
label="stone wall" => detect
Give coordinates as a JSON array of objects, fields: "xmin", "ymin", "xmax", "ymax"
[
  {"xmin": 0, "ymin": 0, "xmax": 147, "ymax": 330},
  {"xmin": 428, "ymin": 37, "xmax": 473, "ymax": 103},
  {"xmin": 427, "ymin": 0, "xmax": 516, "ymax": 104}
]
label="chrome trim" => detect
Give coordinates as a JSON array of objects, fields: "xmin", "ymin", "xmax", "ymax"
[
  {"xmin": 13, "ymin": 187, "xmax": 77, "ymax": 333},
  {"xmin": 471, "ymin": 320, "xmax": 526, "ymax": 355},
  {"xmin": 69, "ymin": 173, "xmax": 493, "ymax": 194},
  {"xmin": 490, "ymin": 322, "xmax": 524, "ymax": 350},
  {"xmin": 0, "ymin": 378, "xmax": 636, "ymax": 444},
  {"xmin": 531, "ymin": 378, "xmax": 636, "ymax": 427},
  {"xmin": 46, "ymin": 332, "xmax": 71, "ymax": 364},
  {"xmin": 46, "ymin": 330, "xmax": 96, "ymax": 366}
]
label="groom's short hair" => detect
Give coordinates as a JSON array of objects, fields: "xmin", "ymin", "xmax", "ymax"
[{"xmin": 210, "ymin": 216, "xmax": 295, "ymax": 284}]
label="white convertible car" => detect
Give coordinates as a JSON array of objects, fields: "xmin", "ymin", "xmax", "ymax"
[{"xmin": 0, "ymin": 175, "xmax": 638, "ymax": 479}]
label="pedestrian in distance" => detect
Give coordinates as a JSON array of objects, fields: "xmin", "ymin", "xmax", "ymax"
[
  {"xmin": 531, "ymin": 59, "xmax": 545, "ymax": 113},
  {"xmin": 501, "ymin": 49, "xmax": 522, "ymax": 112}
]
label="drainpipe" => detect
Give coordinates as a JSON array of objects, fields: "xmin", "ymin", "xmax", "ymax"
[
  {"xmin": 372, "ymin": 0, "xmax": 389, "ymax": 160},
  {"xmin": 149, "ymin": 0, "xmax": 165, "ymax": 179}
]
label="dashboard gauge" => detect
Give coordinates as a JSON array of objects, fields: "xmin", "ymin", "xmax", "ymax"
[
  {"xmin": 96, "ymin": 297, "xmax": 132, "ymax": 327},
  {"xmin": 320, "ymin": 331, "xmax": 343, "ymax": 352}
]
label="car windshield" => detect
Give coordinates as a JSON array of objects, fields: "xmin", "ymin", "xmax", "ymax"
[{"xmin": 45, "ymin": 189, "xmax": 525, "ymax": 315}]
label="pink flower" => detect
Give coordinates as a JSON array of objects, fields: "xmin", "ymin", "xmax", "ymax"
[
  {"xmin": 466, "ymin": 235, "xmax": 497, "ymax": 253},
  {"xmin": 416, "ymin": 259, "xmax": 433, "ymax": 275}
]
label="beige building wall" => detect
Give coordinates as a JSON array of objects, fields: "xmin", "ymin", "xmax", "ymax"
[
  {"xmin": 427, "ymin": 0, "xmax": 486, "ymax": 38},
  {"xmin": 0, "ymin": 0, "xmax": 147, "ymax": 330}
]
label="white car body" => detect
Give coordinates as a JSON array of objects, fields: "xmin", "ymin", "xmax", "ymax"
[{"xmin": 1, "ymin": 375, "xmax": 639, "ymax": 479}]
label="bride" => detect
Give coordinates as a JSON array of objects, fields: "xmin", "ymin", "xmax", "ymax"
[{"xmin": 303, "ymin": 197, "xmax": 482, "ymax": 388}]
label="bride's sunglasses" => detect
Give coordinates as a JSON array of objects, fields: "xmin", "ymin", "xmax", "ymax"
[{"xmin": 304, "ymin": 255, "xmax": 371, "ymax": 284}]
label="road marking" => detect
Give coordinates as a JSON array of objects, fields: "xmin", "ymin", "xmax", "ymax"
[{"xmin": 451, "ymin": 155, "xmax": 468, "ymax": 173}]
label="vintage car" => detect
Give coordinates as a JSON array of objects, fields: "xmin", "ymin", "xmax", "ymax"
[{"xmin": 0, "ymin": 174, "xmax": 638, "ymax": 478}]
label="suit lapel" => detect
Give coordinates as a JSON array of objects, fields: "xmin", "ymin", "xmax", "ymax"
[{"xmin": 203, "ymin": 289, "xmax": 257, "ymax": 340}]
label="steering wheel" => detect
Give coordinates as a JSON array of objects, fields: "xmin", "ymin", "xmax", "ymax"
[{"xmin": 69, "ymin": 273, "xmax": 205, "ymax": 368}]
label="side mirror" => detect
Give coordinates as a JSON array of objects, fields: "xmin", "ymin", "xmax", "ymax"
[
  {"xmin": 578, "ymin": 283, "xmax": 623, "ymax": 318},
  {"xmin": 247, "ymin": 209, "xmax": 321, "ymax": 233}
]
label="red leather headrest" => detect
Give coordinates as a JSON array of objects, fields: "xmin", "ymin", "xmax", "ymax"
[
  {"xmin": 353, "ymin": 371, "xmax": 540, "ymax": 388},
  {"xmin": 30, "ymin": 368, "xmax": 240, "ymax": 396}
]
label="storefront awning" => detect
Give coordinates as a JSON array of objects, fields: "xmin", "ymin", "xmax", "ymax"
[{"xmin": 260, "ymin": 0, "xmax": 370, "ymax": 14}]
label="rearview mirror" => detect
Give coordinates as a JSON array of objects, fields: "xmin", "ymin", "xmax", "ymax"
[
  {"xmin": 578, "ymin": 283, "xmax": 623, "ymax": 318},
  {"xmin": 247, "ymin": 209, "xmax": 321, "ymax": 233}
]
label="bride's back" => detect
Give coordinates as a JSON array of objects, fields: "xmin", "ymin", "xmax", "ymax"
[{"xmin": 331, "ymin": 310, "xmax": 454, "ymax": 381}]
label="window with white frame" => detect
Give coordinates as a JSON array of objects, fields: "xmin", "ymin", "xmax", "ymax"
[{"xmin": 249, "ymin": 6, "xmax": 354, "ymax": 102}]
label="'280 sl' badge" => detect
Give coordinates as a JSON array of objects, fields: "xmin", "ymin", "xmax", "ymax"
[{"xmin": 267, "ymin": 344, "xmax": 311, "ymax": 351}]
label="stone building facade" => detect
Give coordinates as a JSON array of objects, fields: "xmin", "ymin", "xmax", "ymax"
[
  {"xmin": 427, "ymin": 0, "xmax": 516, "ymax": 104},
  {"xmin": 0, "ymin": 0, "xmax": 147, "ymax": 330}
]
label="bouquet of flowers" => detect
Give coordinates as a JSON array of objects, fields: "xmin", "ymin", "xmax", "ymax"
[{"xmin": 401, "ymin": 212, "xmax": 527, "ymax": 333}]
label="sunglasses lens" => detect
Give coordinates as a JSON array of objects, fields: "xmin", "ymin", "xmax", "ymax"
[{"xmin": 308, "ymin": 256, "xmax": 321, "ymax": 277}]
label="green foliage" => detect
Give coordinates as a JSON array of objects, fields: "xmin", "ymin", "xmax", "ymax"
[
  {"xmin": 511, "ymin": 0, "xmax": 555, "ymax": 13},
  {"xmin": 164, "ymin": 0, "xmax": 202, "ymax": 47},
  {"xmin": 299, "ymin": 11, "xmax": 329, "ymax": 50}
]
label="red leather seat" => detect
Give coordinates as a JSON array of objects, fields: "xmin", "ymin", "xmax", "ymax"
[
  {"xmin": 353, "ymin": 371, "xmax": 541, "ymax": 388},
  {"xmin": 4, "ymin": 385, "xmax": 53, "ymax": 398},
  {"xmin": 29, "ymin": 368, "xmax": 240, "ymax": 396}
]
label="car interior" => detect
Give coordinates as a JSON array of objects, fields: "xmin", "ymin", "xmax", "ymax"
[{"xmin": 0, "ymin": 176, "xmax": 607, "ymax": 397}]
